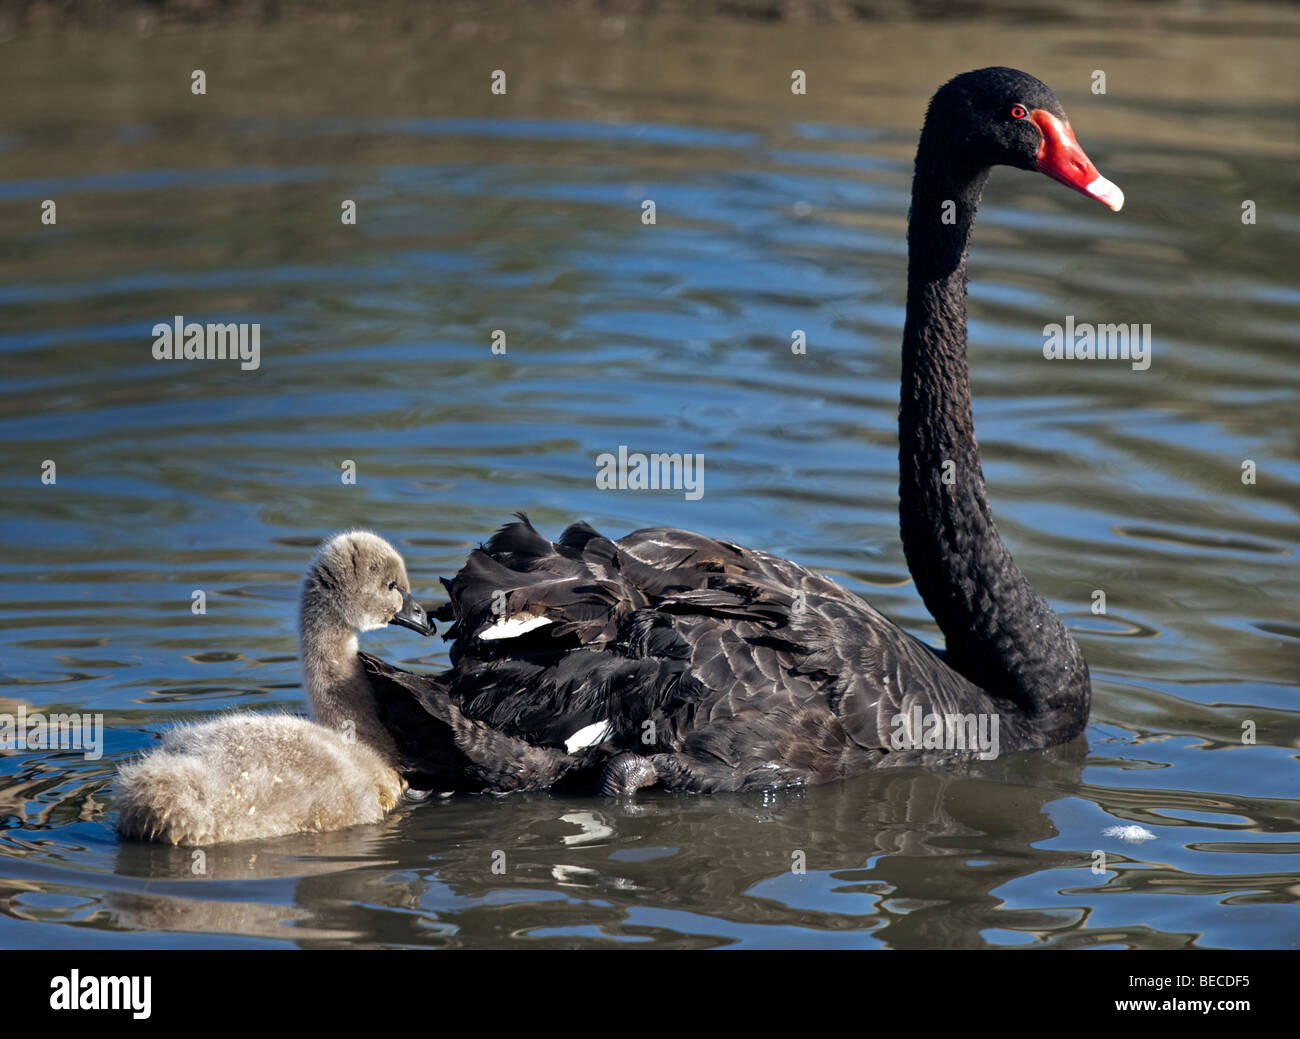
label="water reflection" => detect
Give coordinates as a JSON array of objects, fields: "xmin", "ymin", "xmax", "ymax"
[{"xmin": 83, "ymin": 749, "xmax": 1083, "ymax": 948}]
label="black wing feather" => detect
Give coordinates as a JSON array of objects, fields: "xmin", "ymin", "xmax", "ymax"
[{"xmin": 380, "ymin": 514, "xmax": 1034, "ymax": 793}]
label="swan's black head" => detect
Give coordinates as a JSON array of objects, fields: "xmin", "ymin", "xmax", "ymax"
[{"xmin": 924, "ymin": 66, "xmax": 1123, "ymax": 211}]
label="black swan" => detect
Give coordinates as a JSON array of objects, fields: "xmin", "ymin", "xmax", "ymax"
[{"xmin": 365, "ymin": 67, "xmax": 1122, "ymax": 796}]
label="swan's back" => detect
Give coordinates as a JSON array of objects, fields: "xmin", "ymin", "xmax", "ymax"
[
  {"xmin": 116, "ymin": 714, "xmax": 402, "ymax": 845},
  {"xmin": 386, "ymin": 515, "xmax": 1037, "ymax": 793}
]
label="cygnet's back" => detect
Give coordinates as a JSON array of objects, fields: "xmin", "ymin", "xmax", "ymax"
[{"xmin": 116, "ymin": 714, "xmax": 403, "ymax": 845}]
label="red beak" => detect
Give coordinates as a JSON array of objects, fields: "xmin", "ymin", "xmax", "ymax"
[{"xmin": 1029, "ymin": 109, "xmax": 1124, "ymax": 212}]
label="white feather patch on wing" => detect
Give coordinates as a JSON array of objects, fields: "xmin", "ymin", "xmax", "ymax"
[
  {"xmin": 564, "ymin": 720, "xmax": 613, "ymax": 754},
  {"xmin": 478, "ymin": 615, "xmax": 553, "ymax": 641}
]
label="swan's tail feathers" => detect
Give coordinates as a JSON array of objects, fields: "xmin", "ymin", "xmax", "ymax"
[
  {"xmin": 361, "ymin": 651, "xmax": 592, "ymax": 792},
  {"xmin": 360, "ymin": 642, "xmax": 706, "ymax": 782},
  {"xmin": 361, "ymin": 652, "xmax": 461, "ymax": 787}
]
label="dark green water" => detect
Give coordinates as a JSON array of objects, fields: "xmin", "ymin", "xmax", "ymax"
[{"xmin": 0, "ymin": 6, "xmax": 1297, "ymax": 948}]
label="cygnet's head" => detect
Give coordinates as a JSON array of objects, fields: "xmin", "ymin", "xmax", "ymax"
[{"xmin": 303, "ymin": 531, "xmax": 434, "ymax": 636}]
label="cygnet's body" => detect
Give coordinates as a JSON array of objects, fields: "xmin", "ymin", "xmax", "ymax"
[
  {"xmin": 116, "ymin": 532, "xmax": 433, "ymax": 846},
  {"xmin": 115, "ymin": 714, "xmax": 402, "ymax": 845}
]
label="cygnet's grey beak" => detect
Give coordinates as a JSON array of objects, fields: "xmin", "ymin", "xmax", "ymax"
[{"xmin": 391, "ymin": 590, "xmax": 435, "ymax": 636}]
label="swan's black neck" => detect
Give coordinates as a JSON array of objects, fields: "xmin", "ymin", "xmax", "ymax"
[{"xmin": 899, "ymin": 131, "xmax": 1089, "ymax": 736}]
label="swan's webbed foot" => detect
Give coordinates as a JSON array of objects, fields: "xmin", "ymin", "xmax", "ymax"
[
  {"xmin": 402, "ymin": 785, "xmax": 445, "ymax": 804},
  {"xmin": 597, "ymin": 752, "xmax": 659, "ymax": 797}
]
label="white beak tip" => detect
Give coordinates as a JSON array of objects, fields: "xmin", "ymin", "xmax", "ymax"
[{"xmin": 1086, "ymin": 174, "xmax": 1125, "ymax": 213}]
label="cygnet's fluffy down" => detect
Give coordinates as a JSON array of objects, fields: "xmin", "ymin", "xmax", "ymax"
[
  {"xmin": 116, "ymin": 713, "xmax": 404, "ymax": 846},
  {"xmin": 116, "ymin": 531, "xmax": 433, "ymax": 846}
]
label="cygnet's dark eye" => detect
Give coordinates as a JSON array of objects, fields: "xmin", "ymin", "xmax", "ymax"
[
  {"xmin": 1010, "ymin": 104, "xmax": 1028, "ymax": 120},
  {"xmin": 387, "ymin": 581, "xmax": 398, "ymax": 591}
]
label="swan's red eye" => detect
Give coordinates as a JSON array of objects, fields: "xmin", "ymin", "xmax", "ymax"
[{"xmin": 1010, "ymin": 104, "xmax": 1028, "ymax": 119}]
